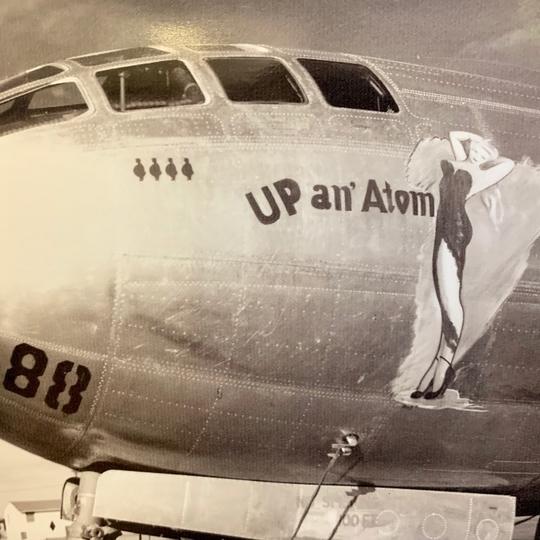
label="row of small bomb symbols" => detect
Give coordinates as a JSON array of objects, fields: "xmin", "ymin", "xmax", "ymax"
[{"xmin": 133, "ymin": 157, "xmax": 195, "ymax": 182}]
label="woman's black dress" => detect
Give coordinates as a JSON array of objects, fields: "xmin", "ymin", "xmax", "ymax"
[{"xmin": 432, "ymin": 159, "xmax": 473, "ymax": 351}]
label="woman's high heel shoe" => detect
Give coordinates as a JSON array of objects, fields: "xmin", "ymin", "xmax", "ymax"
[
  {"xmin": 424, "ymin": 357, "xmax": 455, "ymax": 400},
  {"xmin": 410, "ymin": 379, "xmax": 433, "ymax": 399},
  {"xmin": 410, "ymin": 358, "xmax": 437, "ymax": 399}
]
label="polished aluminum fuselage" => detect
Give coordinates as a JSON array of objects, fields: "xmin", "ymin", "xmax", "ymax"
[{"xmin": 0, "ymin": 45, "xmax": 539, "ymax": 513}]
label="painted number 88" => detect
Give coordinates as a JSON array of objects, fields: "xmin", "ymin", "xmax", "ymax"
[{"xmin": 2, "ymin": 343, "xmax": 91, "ymax": 415}]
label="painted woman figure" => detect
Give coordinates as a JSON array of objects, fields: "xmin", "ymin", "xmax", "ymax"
[{"xmin": 410, "ymin": 131, "xmax": 515, "ymax": 400}]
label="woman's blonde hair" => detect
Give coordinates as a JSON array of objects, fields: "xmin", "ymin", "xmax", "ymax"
[{"xmin": 469, "ymin": 138, "xmax": 499, "ymax": 165}]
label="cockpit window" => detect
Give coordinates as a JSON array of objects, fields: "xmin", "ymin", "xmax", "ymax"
[
  {"xmin": 206, "ymin": 57, "xmax": 306, "ymax": 104},
  {"xmin": 96, "ymin": 60, "xmax": 205, "ymax": 112},
  {"xmin": 0, "ymin": 82, "xmax": 88, "ymax": 137},
  {"xmin": 298, "ymin": 58, "xmax": 399, "ymax": 113},
  {"xmin": 71, "ymin": 47, "xmax": 167, "ymax": 67},
  {"xmin": 0, "ymin": 65, "xmax": 64, "ymax": 95}
]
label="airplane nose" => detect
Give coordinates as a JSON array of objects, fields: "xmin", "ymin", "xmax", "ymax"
[
  {"xmin": 0, "ymin": 135, "xmax": 115, "ymax": 466},
  {"xmin": 0, "ymin": 338, "xmax": 79, "ymax": 460},
  {"xmin": 0, "ymin": 326, "xmax": 113, "ymax": 473}
]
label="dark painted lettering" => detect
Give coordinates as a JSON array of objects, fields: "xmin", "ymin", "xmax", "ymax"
[
  {"xmin": 3, "ymin": 343, "xmax": 48, "ymax": 398},
  {"xmin": 395, "ymin": 190, "xmax": 410, "ymax": 214},
  {"xmin": 382, "ymin": 182, "xmax": 395, "ymax": 213},
  {"xmin": 332, "ymin": 185, "xmax": 353, "ymax": 211},
  {"xmin": 361, "ymin": 179, "xmax": 388, "ymax": 213},
  {"xmin": 273, "ymin": 178, "xmax": 301, "ymax": 216},
  {"xmin": 248, "ymin": 177, "xmax": 432, "ymax": 223},
  {"xmin": 311, "ymin": 184, "xmax": 332, "ymax": 210},
  {"xmin": 2, "ymin": 343, "xmax": 92, "ymax": 415},
  {"xmin": 62, "ymin": 365, "xmax": 92, "ymax": 415},
  {"xmin": 245, "ymin": 186, "xmax": 281, "ymax": 225},
  {"xmin": 411, "ymin": 191, "xmax": 435, "ymax": 217},
  {"xmin": 45, "ymin": 360, "xmax": 74, "ymax": 411}
]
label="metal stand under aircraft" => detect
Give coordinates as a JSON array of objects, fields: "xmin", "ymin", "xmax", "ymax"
[
  {"xmin": 61, "ymin": 468, "xmax": 517, "ymax": 540},
  {"xmin": 64, "ymin": 472, "xmax": 120, "ymax": 540}
]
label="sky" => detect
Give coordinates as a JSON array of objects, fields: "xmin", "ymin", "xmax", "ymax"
[
  {"xmin": 0, "ymin": 0, "xmax": 538, "ymax": 79},
  {"xmin": 0, "ymin": 442, "xmax": 68, "ymax": 514},
  {"xmin": 0, "ymin": 0, "xmax": 538, "ymax": 526}
]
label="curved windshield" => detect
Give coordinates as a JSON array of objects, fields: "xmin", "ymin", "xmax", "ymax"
[
  {"xmin": 0, "ymin": 82, "xmax": 88, "ymax": 137},
  {"xmin": 0, "ymin": 65, "xmax": 64, "ymax": 95},
  {"xmin": 71, "ymin": 47, "xmax": 167, "ymax": 67}
]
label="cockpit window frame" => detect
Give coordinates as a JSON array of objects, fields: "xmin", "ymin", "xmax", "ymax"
[
  {"xmin": 296, "ymin": 57, "xmax": 402, "ymax": 115},
  {"xmin": 0, "ymin": 76, "xmax": 95, "ymax": 138},
  {"xmin": 0, "ymin": 64, "xmax": 67, "ymax": 96},
  {"xmin": 204, "ymin": 56, "xmax": 309, "ymax": 106},
  {"xmin": 93, "ymin": 57, "xmax": 210, "ymax": 115},
  {"xmin": 70, "ymin": 47, "xmax": 168, "ymax": 67}
]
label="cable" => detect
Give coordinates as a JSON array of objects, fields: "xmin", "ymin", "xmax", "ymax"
[
  {"xmin": 515, "ymin": 515, "xmax": 539, "ymax": 526},
  {"xmin": 290, "ymin": 451, "xmax": 341, "ymax": 540},
  {"xmin": 290, "ymin": 434, "xmax": 360, "ymax": 540},
  {"xmin": 327, "ymin": 491, "xmax": 361, "ymax": 540},
  {"xmin": 515, "ymin": 472, "xmax": 540, "ymax": 494}
]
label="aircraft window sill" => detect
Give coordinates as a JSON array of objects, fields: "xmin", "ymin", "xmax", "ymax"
[
  {"xmin": 0, "ymin": 111, "xmax": 86, "ymax": 137},
  {"xmin": 229, "ymin": 101, "xmax": 308, "ymax": 105},
  {"xmin": 108, "ymin": 100, "xmax": 206, "ymax": 112},
  {"xmin": 219, "ymin": 98, "xmax": 307, "ymax": 105},
  {"xmin": 329, "ymin": 104, "xmax": 400, "ymax": 114},
  {"xmin": 29, "ymin": 104, "xmax": 88, "ymax": 116}
]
